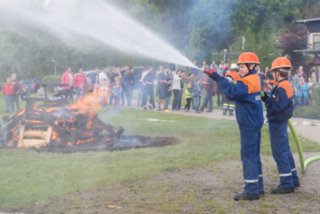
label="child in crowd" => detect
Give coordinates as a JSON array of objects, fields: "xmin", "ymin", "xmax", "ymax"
[
  {"xmin": 193, "ymin": 76, "xmax": 202, "ymax": 113},
  {"xmin": 184, "ymin": 81, "xmax": 193, "ymax": 111},
  {"xmin": 296, "ymin": 76, "xmax": 309, "ymax": 106},
  {"xmin": 222, "ymin": 63, "xmax": 240, "ymax": 116},
  {"xmin": 93, "ymin": 78, "xmax": 110, "ymax": 110},
  {"xmin": 37, "ymin": 84, "xmax": 46, "ymax": 99},
  {"xmin": 112, "ymin": 80, "xmax": 123, "ymax": 109}
]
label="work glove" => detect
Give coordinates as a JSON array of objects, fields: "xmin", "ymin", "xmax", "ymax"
[
  {"xmin": 260, "ymin": 91, "xmax": 269, "ymax": 102},
  {"xmin": 203, "ymin": 68, "xmax": 220, "ymax": 81}
]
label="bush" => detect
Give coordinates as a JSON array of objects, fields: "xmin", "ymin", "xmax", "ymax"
[{"xmin": 41, "ymin": 75, "xmax": 61, "ymax": 85}]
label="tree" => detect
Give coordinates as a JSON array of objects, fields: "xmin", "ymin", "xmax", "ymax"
[
  {"xmin": 187, "ymin": 0, "xmax": 236, "ymax": 61},
  {"xmin": 230, "ymin": 0, "xmax": 304, "ymax": 68},
  {"xmin": 303, "ymin": 0, "xmax": 320, "ymax": 18},
  {"xmin": 276, "ymin": 24, "xmax": 308, "ymax": 69}
]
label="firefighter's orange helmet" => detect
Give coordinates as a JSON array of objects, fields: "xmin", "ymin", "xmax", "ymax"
[
  {"xmin": 271, "ymin": 57, "xmax": 292, "ymax": 71},
  {"xmin": 237, "ymin": 52, "xmax": 260, "ymax": 65}
]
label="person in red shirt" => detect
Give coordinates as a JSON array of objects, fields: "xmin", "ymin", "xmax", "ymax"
[
  {"xmin": 61, "ymin": 67, "xmax": 74, "ymax": 100},
  {"xmin": 74, "ymin": 68, "xmax": 88, "ymax": 99},
  {"xmin": 2, "ymin": 77, "xmax": 15, "ymax": 113}
]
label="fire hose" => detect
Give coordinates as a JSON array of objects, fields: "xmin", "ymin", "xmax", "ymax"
[{"xmin": 288, "ymin": 119, "xmax": 320, "ymax": 173}]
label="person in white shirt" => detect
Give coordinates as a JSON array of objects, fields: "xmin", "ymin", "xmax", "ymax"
[{"xmin": 171, "ymin": 70, "xmax": 182, "ymax": 110}]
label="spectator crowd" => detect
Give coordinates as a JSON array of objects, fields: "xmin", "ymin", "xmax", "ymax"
[{"xmin": 2, "ymin": 61, "xmax": 320, "ymax": 114}]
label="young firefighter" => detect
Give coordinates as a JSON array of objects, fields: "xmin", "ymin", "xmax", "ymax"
[
  {"xmin": 222, "ymin": 63, "xmax": 241, "ymax": 115},
  {"xmin": 204, "ymin": 52, "xmax": 264, "ymax": 201},
  {"xmin": 261, "ymin": 57, "xmax": 300, "ymax": 194}
]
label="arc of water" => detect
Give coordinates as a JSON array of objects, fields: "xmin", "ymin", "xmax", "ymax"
[{"xmin": 0, "ymin": 0, "xmax": 199, "ymax": 69}]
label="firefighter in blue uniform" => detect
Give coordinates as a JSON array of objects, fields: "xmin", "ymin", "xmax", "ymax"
[
  {"xmin": 204, "ymin": 52, "xmax": 264, "ymax": 201},
  {"xmin": 261, "ymin": 57, "xmax": 300, "ymax": 194},
  {"xmin": 222, "ymin": 63, "xmax": 241, "ymax": 116}
]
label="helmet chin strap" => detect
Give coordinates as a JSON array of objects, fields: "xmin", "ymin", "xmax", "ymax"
[{"xmin": 245, "ymin": 64, "xmax": 256, "ymax": 72}]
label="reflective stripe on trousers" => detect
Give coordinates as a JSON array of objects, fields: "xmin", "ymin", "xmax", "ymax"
[
  {"xmin": 269, "ymin": 122, "xmax": 294, "ymax": 188},
  {"xmin": 240, "ymin": 126, "xmax": 263, "ymax": 195}
]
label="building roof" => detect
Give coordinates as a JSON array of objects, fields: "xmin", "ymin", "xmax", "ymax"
[
  {"xmin": 294, "ymin": 49, "xmax": 320, "ymax": 53},
  {"xmin": 296, "ymin": 17, "xmax": 320, "ymax": 23}
]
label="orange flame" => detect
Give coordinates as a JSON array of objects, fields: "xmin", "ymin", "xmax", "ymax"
[
  {"xmin": 51, "ymin": 130, "xmax": 59, "ymax": 141},
  {"xmin": 69, "ymin": 93, "xmax": 103, "ymax": 112}
]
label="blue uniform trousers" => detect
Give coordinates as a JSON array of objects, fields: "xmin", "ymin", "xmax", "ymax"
[
  {"xmin": 239, "ymin": 126, "xmax": 263, "ymax": 195},
  {"xmin": 269, "ymin": 122, "xmax": 298, "ymax": 188}
]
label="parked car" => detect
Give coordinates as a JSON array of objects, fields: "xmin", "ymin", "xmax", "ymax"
[{"xmin": 19, "ymin": 78, "xmax": 41, "ymax": 93}]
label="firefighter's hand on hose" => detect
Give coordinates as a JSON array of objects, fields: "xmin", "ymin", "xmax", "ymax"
[
  {"xmin": 203, "ymin": 68, "xmax": 220, "ymax": 81},
  {"xmin": 261, "ymin": 91, "xmax": 269, "ymax": 102}
]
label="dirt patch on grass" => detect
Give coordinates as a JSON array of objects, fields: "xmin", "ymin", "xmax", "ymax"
[{"xmin": 24, "ymin": 153, "xmax": 320, "ymax": 213}]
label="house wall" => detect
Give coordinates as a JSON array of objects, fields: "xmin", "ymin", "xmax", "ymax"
[{"xmin": 306, "ymin": 22, "xmax": 320, "ymax": 33}]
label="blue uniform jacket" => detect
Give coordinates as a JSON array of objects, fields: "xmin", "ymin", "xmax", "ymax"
[
  {"xmin": 265, "ymin": 78, "xmax": 294, "ymax": 123},
  {"xmin": 215, "ymin": 70, "xmax": 264, "ymax": 128}
]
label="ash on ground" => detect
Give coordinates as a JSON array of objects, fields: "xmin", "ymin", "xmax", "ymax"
[{"xmin": 38, "ymin": 135, "xmax": 178, "ymax": 153}]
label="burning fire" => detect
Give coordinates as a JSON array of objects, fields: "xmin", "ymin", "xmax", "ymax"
[
  {"xmin": 70, "ymin": 94, "xmax": 103, "ymax": 112},
  {"xmin": 0, "ymin": 95, "xmax": 123, "ymax": 149}
]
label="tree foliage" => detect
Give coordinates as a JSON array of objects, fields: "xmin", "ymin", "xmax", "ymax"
[
  {"xmin": 276, "ymin": 24, "xmax": 308, "ymax": 68},
  {"xmin": 187, "ymin": 0, "xmax": 236, "ymax": 61},
  {"xmin": 303, "ymin": 0, "xmax": 320, "ymax": 18},
  {"xmin": 230, "ymin": 0, "xmax": 305, "ymax": 68}
]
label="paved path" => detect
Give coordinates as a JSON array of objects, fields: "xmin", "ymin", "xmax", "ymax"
[
  {"xmin": 167, "ymin": 109, "xmax": 320, "ymax": 145},
  {"xmin": 290, "ymin": 118, "xmax": 320, "ymax": 145}
]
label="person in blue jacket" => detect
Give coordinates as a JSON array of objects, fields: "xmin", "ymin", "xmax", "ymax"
[
  {"xmin": 261, "ymin": 57, "xmax": 300, "ymax": 194},
  {"xmin": 204, "ymin": 52, "xmax": 264, "ymax": 201}
]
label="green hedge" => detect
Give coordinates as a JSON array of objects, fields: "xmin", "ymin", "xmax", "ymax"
[{"xmin": 41, "ymin": 75, "xmax": 61, "ymax": 85}]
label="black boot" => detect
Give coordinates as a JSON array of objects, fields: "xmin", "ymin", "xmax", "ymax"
[
  {"xmin": 271, "ymin": 185, "xmax": 294, "ymax": 194},
  {"xmin": 233, "ymin": 192, "xmax": 260, "ymax": 201}
]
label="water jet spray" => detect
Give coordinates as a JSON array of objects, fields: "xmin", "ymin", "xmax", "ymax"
[{"xmin": 0, "ymin": 0, "xmax": 198, "ymax": 69}]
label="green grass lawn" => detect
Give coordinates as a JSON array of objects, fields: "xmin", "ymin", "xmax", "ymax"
[{"xmin": 0, "ymin": 97, "xmax": 320, "ymax": 211}]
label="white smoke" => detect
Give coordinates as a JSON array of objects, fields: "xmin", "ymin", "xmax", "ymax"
[{"xmin": 0, "ymin": 0, "xmax": 198, "ymax": 69}]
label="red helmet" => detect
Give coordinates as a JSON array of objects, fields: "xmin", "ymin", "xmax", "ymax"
[
  {"xmin": 237, "ymin": 52, "xmax": 260, "ymax": 65},
  {"xmin": 271, "ymin": 57, "xmax": 292, "ymax": 71}
]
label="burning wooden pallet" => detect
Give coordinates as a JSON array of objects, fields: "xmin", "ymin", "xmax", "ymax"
[
  {"xmin": 0, "ymin": 97, "xmax": 123, "ymax": 149},
  {"xmin": 18, "ymin": 124, "xmax": 52, "ymax": 149}
]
